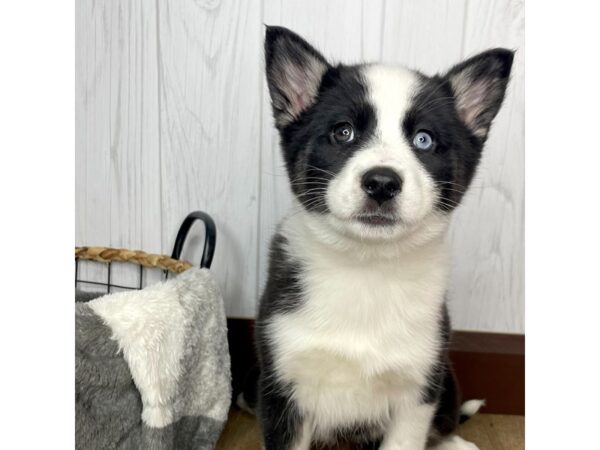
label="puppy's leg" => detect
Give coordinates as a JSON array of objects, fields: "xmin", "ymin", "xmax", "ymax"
[
  {"xmin": 259, "ymin": 380, "xmax": 311, "ymax": 450},
  {"xmin": 427, "ymin": 364, "xmax": 480, "ymax": 449},
  {"xmin": 429, "ymin": 435, "xmax": 479, "ymax": 450},
  {"xmin": 379, "ymin": 395, "xmax": 436, "ymax": 450}
]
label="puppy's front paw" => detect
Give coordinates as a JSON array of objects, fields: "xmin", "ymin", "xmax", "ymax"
[{"xmin": 430, "ymin": 435, "xmax": 480, "ymax": 450}]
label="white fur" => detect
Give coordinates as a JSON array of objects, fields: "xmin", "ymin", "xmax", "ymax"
[
  {"xmin": 380, "ymin": 402, "xmax": 436, "ymax": 449},
  {"xmin": 236, "ymin": 392, "xmax": 254, "ymax": 415},
  {"xmin": 460, "ymin": 399, "xmax": 486, "ymax": 417},
  {"xmin": 326, "ymin": 65, "xmax": 440, "ymax": 241},
  {"xmin": 291, "ymin": 421, "xmax": 313, "ymax": 450},
  {"xmin": 268, "ymin": 210, "xmax": 449, "ymax": 443},
  {"xmin": 89, "ymin": 280, "xmax": 187, "ymax": 427},
  {"xmin": 431, "ymin": 435, "xmax": 480, "ymax": 450}
]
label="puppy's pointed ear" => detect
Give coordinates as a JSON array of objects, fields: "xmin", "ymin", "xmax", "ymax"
[
  {"xmin": 265, "ymin": 26, "xmax": 331, "ymax": 128},
  {"xmin": 445, "ymin": 49, "xmax": 514, "ymax": 140}
]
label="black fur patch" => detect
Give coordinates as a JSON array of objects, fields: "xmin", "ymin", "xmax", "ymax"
[
  {"xmin": 279, "ymin": 64, "xmax": 377, "ymax": 213},
  {"xmin": 328, "ymin": 422, "xmax": 384, "ymax": 448},
  {"xmin": 257, "ymin": 232, "xmax": 304, "ymax": 318},
  {"xmin": 256, "ymin": 373, "xmax": 302, "ymax": 450},
  {"xmin": 402, "ymin": 76, "xmax": 482, "ymax": 212},
  {"xmin": 421, "ymin": 305, "xmax": 462, "ymax": 439},
  {"xmin": 402, "ymin": 50, "xmax": 513, "ymax": 213},
  {"xmin": 255, "ymin": 232, "xmax": 305, "ymax": 449}
]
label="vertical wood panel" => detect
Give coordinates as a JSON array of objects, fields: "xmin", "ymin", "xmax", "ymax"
[
  {"xmin": 157, "ymin": 0, "xmax": 262, "ymax": 317},
  {"xmin": 76, "ymin": 0, "xmax": 162, "ymax": 291},
  {"xmin": 76, "ymin": 0, "xmax": 524, "ymax": 331},
  {"xmin": 380, "ymin": 0, "xmax": 468, "ymax": 72},
  {"xmin": 360, "ymin": 0, "xmax": 386, "ymax": 61},
  {"xmin": 446, "ymin": 0, "xmax": 525, "ymax": 332},
  {"xmin": 76, "ymin": 0, "xmax": 111, "ymax": 290}
]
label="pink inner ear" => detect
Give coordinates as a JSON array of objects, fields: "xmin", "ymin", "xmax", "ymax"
[
  {"xmin": 455, "ymin": 79, "xmax": 490, "ymax": 130},
  {"xmin": 453, "ymin": 77, "xmax": 498, "ymax": 136},
  {"xmin": 280, "ymin": 61, "xmax": 322, "ymax": 119}
]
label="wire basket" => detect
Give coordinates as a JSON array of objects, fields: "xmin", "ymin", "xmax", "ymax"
[{"xmin": 75, "ymin": 211, "xmax": 216, "ymax": 293}]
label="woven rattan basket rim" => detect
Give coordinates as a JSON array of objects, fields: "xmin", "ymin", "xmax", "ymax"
[{"xmin": 75, "ymin": 246, "xmax": 193, "ymax": 274}]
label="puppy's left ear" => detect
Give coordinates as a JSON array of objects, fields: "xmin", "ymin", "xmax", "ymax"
[
  {"xmin": 265, "ymin": 26, "xmax": 331, "ymax": 128},
  {"xmin": 445, "ymin": 49, "xmax": 514, "ymax": 140}
]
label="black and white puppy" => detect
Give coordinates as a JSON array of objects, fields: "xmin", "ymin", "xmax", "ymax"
[{"xmin": 255, "ymin": 26, "xmax": 513, "ymax": 450}]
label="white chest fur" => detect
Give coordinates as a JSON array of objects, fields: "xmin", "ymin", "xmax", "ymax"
[{"xmin": 267, "ymin": 214, "xmax": 450, "ymax": 434}]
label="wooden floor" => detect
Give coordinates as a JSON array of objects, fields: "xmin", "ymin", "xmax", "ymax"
[{"xmin": 216, "ymin": 408, "xmax": 524, "ymax": 450}]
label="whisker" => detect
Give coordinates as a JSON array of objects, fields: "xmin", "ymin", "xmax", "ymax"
[
  {"xmin": 437, "ymin": 199, "xmax": 462, "ymax": 209},
  {"xmin": 290, "ymin": 181, "xmax": 330, "ymax": 187},
  {"xmin": 291, "ymin": 175, "xmax": 331, "ymax": 181},
  {"xmin": 435, "ymin": 183, "xmax": 467, "ymax": 191},
  {"xmin": 435, "ymin": 181, "xmax": 485, "ymax": 191},
  {"xmin": 305, "ymin": 164, "xmax": 336, "ymax": 178},
  {"xmin": 296, "ymin": 189, "xmax": 328, "ymax": 195},
  {"xmin": 301, "ymin": 197, "xmax": 327, "ymax": 208},
  {"xmin": 295, "ymin": 190, "xmax": 328, "ymax": 198},
  {"xmin": 435, "ymin": 181, "xmax": 468, "ymax": 188},
  {"xmin": 298, "ymin": 198, "xmax": 328, "ymax": 210},
  {"xmin": 437, "ymin": 187, "xmax": 468, "ymax": 195},
  {"xmin": 288, "ymin": 175, "xmax": 332, "ymax": 185}
]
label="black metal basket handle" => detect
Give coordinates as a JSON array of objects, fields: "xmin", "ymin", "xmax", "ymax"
[{"xmin": 170, "ymin": 211, "xmax": 217, "ymax": 269}]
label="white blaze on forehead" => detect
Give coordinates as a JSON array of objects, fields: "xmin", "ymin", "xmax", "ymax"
[
  {"xmin": 362, "ymin": 64, "xmax": 420, "ymax": 145},
  {"xmin": 362, "ymin": 66, "xmax": 437, "ymax": 223}
]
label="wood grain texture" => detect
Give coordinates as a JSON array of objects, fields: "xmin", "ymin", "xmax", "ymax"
[
  {"xmin": 215, "ymin": 409, "xmax": 525, "ymax": 450},
  {"xmin": 76, "ymin": 0, "xmax": 524, "ymax": 330},
  {"xmin": 76, "ymin": 0, "xmax": 111, "ymax": 291},
  {"xmin": 445, "ymin": 0, "xmax": 525, "ymax": 332},
  {"xmin": 155, "ymin": 0, "xmax": 263, "ymax": 317},
  {"xmin": 457, "ymin": 414, "xmax": 525, "ymax": 450},
  {"xmin": 76, "ymin": 0, "xmax": 163, "ymax": 291},
  {"xmin": 379, "ymin": 0, "xmax": 468, "ymax": 71}
]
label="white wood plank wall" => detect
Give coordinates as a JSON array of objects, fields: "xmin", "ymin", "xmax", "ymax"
[{"xmin": 76, "ymin": 0, "xmax": 524, "ymax": 333}]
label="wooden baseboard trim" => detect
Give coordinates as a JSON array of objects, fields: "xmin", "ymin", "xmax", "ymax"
[
  {"xmin": 226, "ymin": 319, "xmax": 524, "ymax": 416},
  {"xmin": 450, "ymin": 331, "xmax": 524, "ymax": 415}
]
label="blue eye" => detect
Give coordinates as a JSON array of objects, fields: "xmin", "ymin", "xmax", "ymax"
[{"xmin": 413, "ymin": 131, "xmax": 434, "ymax": 151}]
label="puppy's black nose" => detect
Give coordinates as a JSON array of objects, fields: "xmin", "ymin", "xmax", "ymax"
[{"xmin": 361, "ymin": 167, "xmax": 402, "ymax": 205}]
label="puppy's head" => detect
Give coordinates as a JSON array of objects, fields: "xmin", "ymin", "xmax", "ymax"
[{"xmin": 265, "ymin": 26, "xmax": 513, "ymax": 241}]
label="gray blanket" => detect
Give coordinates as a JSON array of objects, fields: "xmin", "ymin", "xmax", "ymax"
[{"xmin": 76, "ymin": 268, "xmax": 231, "ymax": 450}]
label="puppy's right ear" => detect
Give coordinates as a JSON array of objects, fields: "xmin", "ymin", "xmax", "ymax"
[{"xmin": 265, "ymin": 26, "xmax": 330, "ymax": 128}]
